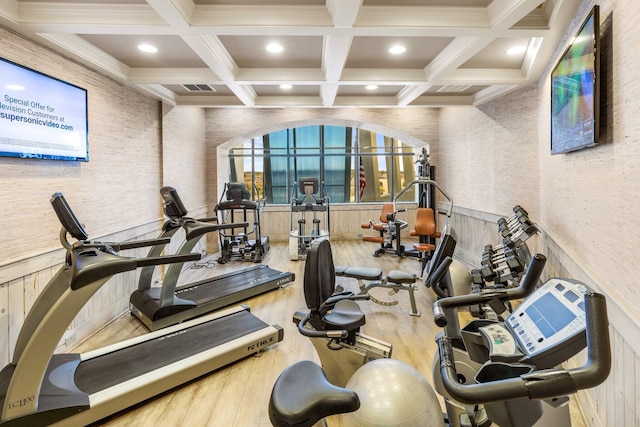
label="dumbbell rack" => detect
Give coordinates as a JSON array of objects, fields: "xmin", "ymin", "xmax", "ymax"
[{"xmin": 469, "ymin": 205, "xmax": 539, "ymax": 319}]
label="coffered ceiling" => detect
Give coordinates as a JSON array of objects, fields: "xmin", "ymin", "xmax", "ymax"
[{"xmin": 0, "ymin": 0, "xmax": 581, "ymax": 108}]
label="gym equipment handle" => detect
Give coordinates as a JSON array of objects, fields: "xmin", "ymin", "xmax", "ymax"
[
  {"xmin": 436, "ymin": 291, "xmax": 611, "ymax": 404},
  {"xmin": 393, "ymin": 178, "xmax": 454, "ymax": 218},
  {"xmin": 425, "ymin": 256, "xmax": 453, "ymax": 298},
  {"xmin": 116, "ymin": 237, "xmax": 172, "ymax": 250},
  {"xmin": 297, "ymin": 313, "xmax": 348, "ymax": 339},
  {"xmin": 432, "ymin": 254, "xmax": 546, "ymax": 327},
  {"xmin": 136, "ymin": 252, "xmax": 201, "ymax": 267}
]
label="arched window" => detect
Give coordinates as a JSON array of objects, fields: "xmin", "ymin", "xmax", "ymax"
[{"xmin": 229, "ymin": 125, "xmax": 417, "ymax": 204}]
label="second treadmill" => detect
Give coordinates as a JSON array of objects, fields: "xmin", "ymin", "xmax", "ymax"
[{"xmin": 130, "ymin": 186, "xmax": 295, "ymax": 331}]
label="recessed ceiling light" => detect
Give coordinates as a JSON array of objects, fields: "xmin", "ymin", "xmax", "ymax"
[
  {"xmin": 365, "ymin": 85, "xmax": 378, "ymax": 90},
  {"xmin": 266, "ymin": 43, "xmax": 284, "ymax": 53},
  {"xmin": 138, "ymin": 44, "xmax": 158, "ymax": 53},
  {"xmin": 506, "ymin": 45, "xmax": 526, "ymax": 56},
  {"xmin": 388, "ymin": 45, "xmax": 406, "ymax": 54},
  {"xmin": 280, "ymin": 84, "xmax": 292, "ymax": 90}
]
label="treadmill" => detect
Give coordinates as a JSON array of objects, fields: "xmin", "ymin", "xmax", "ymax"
[
  {"xmin": 0, "ymin": 193, "xmax": 284, "ymax": 427},
  {"xmin": 130, "ymin": 186, "xmax": 295, "ymax": 331}
]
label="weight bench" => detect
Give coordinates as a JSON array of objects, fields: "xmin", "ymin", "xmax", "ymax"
[{"xmin": 335, "ymin": 265, "xmax": 420, "ymax": 316}]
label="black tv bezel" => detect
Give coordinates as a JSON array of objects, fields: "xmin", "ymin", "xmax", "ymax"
[
  {"xmin": 0, "ymin": 56, "xmax": 89, "ymax": 162},
  {"xmin": 550, "ymin": 5, "xmax": 600, "ymax": 155}
]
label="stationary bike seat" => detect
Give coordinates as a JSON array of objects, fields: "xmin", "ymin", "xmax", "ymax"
[{"xmin": 269, "ymin": 360, "xmax": 360, "ymax": 427}]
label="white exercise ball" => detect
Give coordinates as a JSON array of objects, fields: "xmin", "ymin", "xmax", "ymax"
[
  {"xmin": 340, "ymin": 359, "xmax": 444, "ymax": 427},
  {"xmin": 449, "ymin": 259, "xmax": 472, "ymax": 297}
]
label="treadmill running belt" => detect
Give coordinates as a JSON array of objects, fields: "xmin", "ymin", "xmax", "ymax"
[
  {"xmin": 177, "ymin": 266, "xmax": 287, "ymax": 304},
  {"xmin": 75, "ymin": 310, "xmax": 267, "ymax": 394}
]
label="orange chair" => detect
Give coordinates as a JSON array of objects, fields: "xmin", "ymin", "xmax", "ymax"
[
  {"xmin": 361, "ymin": 203, "xmax": 406, "ymax": 256},
  {"xmin": 410, "ymin": 208, "xmax": 440, "ymax": 274}
]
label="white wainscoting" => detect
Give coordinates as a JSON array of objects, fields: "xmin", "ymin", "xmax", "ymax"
[{"xmin": 0, "ymin": 206, "xmax": 209, "ymax": 367}]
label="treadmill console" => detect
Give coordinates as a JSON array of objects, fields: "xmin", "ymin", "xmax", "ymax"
[
  {"xmin": 505, "ymin": 277, "xmax": 590, "ymax": 368},
  {"xmin": 50, "ymin": 192, "xmax": 89, "ymax": 241},
  {"xmin": 160, "ymin": 186, "xmax": 189, "ymax": 220}
]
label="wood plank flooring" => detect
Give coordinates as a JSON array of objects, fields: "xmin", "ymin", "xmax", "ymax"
[{"xmin": 76, "ymin": 241, "xmax": 585, "ymax": 427}]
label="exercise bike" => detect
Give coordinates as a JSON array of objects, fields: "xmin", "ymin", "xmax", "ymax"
[
  {"xmin": 270, "ymin": 249, "xmax": 611, "ymax": 426},
  {"xmin": 290, "ymin": 237, "xmax": 392, "ymax": 387}
]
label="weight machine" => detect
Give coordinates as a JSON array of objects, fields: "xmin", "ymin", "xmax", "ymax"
[{"xmin": 214, "ymin": 182, "xmax": 269, "ymax": 263}]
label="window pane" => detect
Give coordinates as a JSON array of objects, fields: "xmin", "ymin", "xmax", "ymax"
[
  {"xmin": 324, "ymin": 126, "xmax": 352, "ymax": 153},
  {"xmin": 295, "ymin": 126, "xmax": 320, "ymax": 149},
  {"xmin": 227, "ymin": 126, "xmax": 420, "ymax": 205}
]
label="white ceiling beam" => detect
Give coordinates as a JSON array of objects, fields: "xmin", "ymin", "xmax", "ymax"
[
  {"xmin": 410, "ymin": 95, "xmax": 475, "ymax": 107},
  {"xmin": 521, "ymin": 0, "xmax": 582, "ymax": 84},
  {"xmin": 190, "ymin": 5, "xmax": 332, "ymax": 27},
  {"xmin": 145, "ymin": 0, "xmax": 193, "ymax": 28},
  {"xmin": 37, "ymin": 33, "xmax": 130, "ymax": 80},
  {"xmin": 322, "ymin": 36, "xmax": 353, "ymax": 83},
  {"xmin": 332, "ymin": 96, "xmax": 402, "ymax": 107},
  {"xmin": 135, "ymin": 83, "xmax": 178, "ymax": 105},
  {"xmin": 473, "ymin": 84, "xmax": 520, "ymax": 105},
  {"xmin": 442, "ymin": 68, "xmax": 527, "ymax": 85},
  {"xmin": 18, "ymin": 2, "xmax": 164, "ymax": 26},
  {"xmin": 425, "ymin": 37, "xmax": 494, "ymax": 82},
  {"xmin": 327, "ymin": 0, "xmax": 362, "ymax": 28},
  {"xmin": 236, "ymin": 69, "xmax": 325, "ymax": 84},
  {"xmin": 321, "ymin": 84, "xmax": 339, "ymax": 107},
  {"xmin": 356, "ymin": 5, "xmax": 490, "ymax": 28},
  {"xmin": 0, "ymin": 0, "xmax": 19, "ymax": 22},
  {"xmin": 487, "ymin": 0, "xmax": 546, "ymax": 29},
  {"xmin": 256, "ymin": 96, "xmax": 323, "ymax": 107},
  {"xmin": 341, "ymin": 68, "xmax": 427, "ymax": 83},
  {"xmin": 175, "ymin": 95, "xmax": 244, "ymax": 107},
  {"xmin": 397, "ymin": 84, "xmax": 433, "ymax": 106},
  {"xmin": 128, "ymin": 68, "xmax": 222, "ymax": 85},
  {"xmin": 181, "ymin": 34, "xmax": 256, "ymax": 106}
]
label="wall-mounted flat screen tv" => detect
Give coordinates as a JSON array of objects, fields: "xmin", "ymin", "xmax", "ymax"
[
  {"xmin": 551, "ymin": 5, "xmax": 600, "ymax": 155},
  {"xmin": 0, "ymin": 57, "xmax": 89, "ymax": 161}
]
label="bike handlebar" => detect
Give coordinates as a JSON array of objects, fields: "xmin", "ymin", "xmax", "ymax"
[
  {"xmin": 436, "ymin": 291, "xmax": 611, "ymax": 404},
  {"xmin": 432, "ymin": 254, "xmax": 546, "ymax": 327}
]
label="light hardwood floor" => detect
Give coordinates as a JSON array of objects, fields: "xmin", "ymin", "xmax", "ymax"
[{"xmin": 77, "ymin": 241, "xmax": 585, "ymax": 427}]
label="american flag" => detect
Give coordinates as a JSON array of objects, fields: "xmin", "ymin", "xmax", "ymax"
[{"xmin": 359, "ymin": 157, "xmax": 366, "ymax": 200}]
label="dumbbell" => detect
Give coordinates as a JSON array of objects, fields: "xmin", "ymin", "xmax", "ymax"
[
  {"xmin": 500, "ymin": 207, "xmax": 530, "ymax": 229},
  {"xmin": 481, "ymin": 241, "xmax": 516, "ymax": 263},
  {"xmin": 481, "ymin": 246, "xmax": 519, "ymax": 269},
  {"xmin": 502, "ymin": 221, "xmax": 539, "ymax": 245},
  {"xmin": 498, "ymin": 216, "xmax": 528, "ymax": 238},
  {"xmin": 479, "ymin": 255, "xmax": 524, "ymax": 282},
  {"xmin": 499, "ymin": 218, "xmax": 539, "ymax": 243}
]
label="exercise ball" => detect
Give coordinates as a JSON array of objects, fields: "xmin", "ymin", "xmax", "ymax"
[
  {"xmin": 340, "ymin": 359, "xmax": 444, "ymax": 427},
  {"xmin": 449, "ymin": 259, "xmax": 472, "ymax": 297}
]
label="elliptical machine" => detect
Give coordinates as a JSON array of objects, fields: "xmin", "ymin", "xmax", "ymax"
[{"xmin": 289, "ymin": 177, "xmax": 330, "ymax": 260}]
